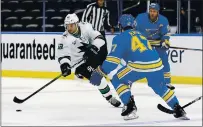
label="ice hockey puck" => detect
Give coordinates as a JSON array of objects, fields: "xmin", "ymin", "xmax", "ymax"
[{"xmin": 16, "ymin": 109, "xmax": 22, "ymax": 112}]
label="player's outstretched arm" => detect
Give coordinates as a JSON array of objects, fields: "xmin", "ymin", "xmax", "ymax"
[
  {"xmin": 57, "ymin": 35, "xmax": 73, "ymax": 77},
  {"xmin": 160, "ymin": 17, "xmax": 171, "ymax": 49},
  {"xmin": 90, "ymin": 36, "xmax": 126, "ymax": 86}
]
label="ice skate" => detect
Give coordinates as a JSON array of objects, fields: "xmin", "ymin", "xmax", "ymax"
[
  {"xmin": 106, "ymin": 95, "xmax": 121, "ymax": 107},
  {"xmin": 121, "ymin": 96, "xmax": 139, "ymax": 120},
  {"xmin": 173, "ymin": 104, "xmax": 190, "ymax": 120}
]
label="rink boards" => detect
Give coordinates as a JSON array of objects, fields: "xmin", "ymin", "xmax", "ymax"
[{"xmin": 1, "ymin": 32, "xmax": 202, "ymax": 85}]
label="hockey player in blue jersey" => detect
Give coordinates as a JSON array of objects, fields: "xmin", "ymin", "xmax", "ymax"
[
  {"xmin": 89, "ymin": 14, "xmax": 189, "ymax": 120},
  {"xmin": 135, "ymin": 3, "xmax": 175, "ymax": 90}
]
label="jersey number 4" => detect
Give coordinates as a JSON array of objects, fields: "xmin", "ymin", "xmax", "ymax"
[{"xmin": 131, "ymin": 35, "xmax": 152, "ymax": 52}]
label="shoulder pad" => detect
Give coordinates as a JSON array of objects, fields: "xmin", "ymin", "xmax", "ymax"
[
  {"xmin": 66, "ymin": 35, "xmax": 76, "ymax": 42},
  {"xmin": 62, "ymin": 31, "xmax": 68, "ymax": 37},
  {"xmin": 87, "ymin": 2, "xmax": 96, "ymax": 8},
  {"xmin": 80, "ymin": 22, "xmax": 88, "ymax": 25},
  {"xmin": 113, "ymin": 34, "xmax": 121, "ymax": 43},
  {"xmin": 80, "ymin": 22, "xmax": 94, "ymax": 30},
  {"xmin": 81, "ymin": 22, "xmax": 92, "ymax": 27},
  {"xmin": 137, "ymin": 13, "xmax": 146, "ymax": 18},
  {"xmin": 61, "ymin": 33, "xmax": 75, "ymax": 43},
  {"xmin": 159, "ymin": 14, "xmax": 168, "ymax": 21}
]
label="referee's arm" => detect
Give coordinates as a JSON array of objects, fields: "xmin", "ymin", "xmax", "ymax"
[
  {"xmin": 81, "ymin": 4, "xmax": 93, "ymax": 22},
  {"xmin": 104, "ymin": 10, "xmax": 114, "ymax": 34}
]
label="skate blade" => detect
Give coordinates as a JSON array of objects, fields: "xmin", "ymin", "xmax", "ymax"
[
  {"xmin": 179, "ymin": 115, "xmax": 190, "ymax": 120},
  {"xmin": 123, "ymin": 111, "xmax": 139, "ymax": 120},
  {"xmin": 124, "ymin": 115, "xmax": 139, "ymax": 120}
]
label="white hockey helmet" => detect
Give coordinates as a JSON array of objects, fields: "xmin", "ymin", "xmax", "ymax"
[{"xmin": 64, "ymin": 13, "xmax": 79, "ymax": 26}]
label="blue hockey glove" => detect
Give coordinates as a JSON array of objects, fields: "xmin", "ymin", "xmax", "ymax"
[
  {"xmin": 90, "ymin": 66, "xmax": 107, "ymax": 86},
  {"xmin": 161, "ymin": 40, "xmax": 170, "ymax": 49},
  {"xmin": 90, "ymin": 70, "xmax": 103, "ymax": 86}
]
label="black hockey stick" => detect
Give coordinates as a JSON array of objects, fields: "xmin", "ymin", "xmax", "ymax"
[
  {"xmin": 122, "ymin": 0, "xmax": 140, "ymax": 12},
  {"xmin": 157, "ymin": 96, "xmax": 202, "ymax": 114},
  {"xmin": 13, "ymin": 58, "xmax": 85, "ymax": 104},
  {"xmin": 144, "ymin": 26, "xmax": 202, "ymax": 52},
  {"xmin": 170, "ymin": 46, "xmax": 202, "ymax": 51}
]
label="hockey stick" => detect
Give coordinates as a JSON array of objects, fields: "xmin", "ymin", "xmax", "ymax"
[
  {"xmin": 13, "ymin": 58, "xmax": 85, "ymax": 104},
  {"xmin": 145, "ymin": 25, "xmax": 202, "ymax": 52},
  {"xmin": 170, "ymin": 46, "xmax": 202, "ymax": 51},
  {"xmin": 157, "ymin": 96, "xmax": 202, "ymax": 114},
  {"xmin": 122, "ymin": 0, "xmax": 140, "ymax": 12}
]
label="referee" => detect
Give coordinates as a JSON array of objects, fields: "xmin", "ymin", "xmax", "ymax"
[{"xmin": 81, "ymin": 0, "xmax": 114, "ymax": 41}]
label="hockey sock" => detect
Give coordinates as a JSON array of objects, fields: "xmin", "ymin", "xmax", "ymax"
[
  {"xmin": 97, "ymin": 77, "xmax": 112, "ymax": 99},
  {"xmin": 164, "ymin": 72, "xmax": 171, "ymax": 84},
  {"xmin": 162, "ymin": 89, "xmax": 179, "ymax": 109},
  {"xmin": 115, "ymin": 84, "xmax": 131, "ymax": 105}
]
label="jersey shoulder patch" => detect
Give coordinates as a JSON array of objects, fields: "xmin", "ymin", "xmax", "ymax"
[{"xmin": 58, "ymin": 43, "xmax": 64, "ymax": 49}]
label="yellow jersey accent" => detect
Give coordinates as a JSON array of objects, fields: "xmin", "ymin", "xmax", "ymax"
[
  {"xmin": 164, "ymin": 72, "xmax": 171, "ymax": 78},
  {"xmin": 106, "ymin": 56, "xmax": 121, "ymax": 64},
  {"xmin": 163, "ymin": 90, "xmax": 174, "ymax": 102},
  {"xmin": 128, "ymin": 59, "xmax": 162, "ymax": 70},
  {"xmin": 164, "ymin": 39, "xmax": 170, "ymax": 45},
  {"xmin": 117, "ymin": 67, "xmax": 131, "ymax": 79},
  {"xmin": 96, "ymin": 66, "xmax": 108, "ymax": 78},
  {"xmin": 116, "ymin": 84, "xmax": 129, "ymax": 95},
  {"xmin": 148, "ymin": 40, "xmax": 161, "ymax": 45}
]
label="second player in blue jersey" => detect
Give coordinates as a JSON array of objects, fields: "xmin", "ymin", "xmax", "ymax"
[{"xmin": 135, "ymin": 3, "xmax": 175, "ymax": 90}]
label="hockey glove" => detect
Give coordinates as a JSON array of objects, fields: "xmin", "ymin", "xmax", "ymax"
[
  {"xmin": 60, "ymin": 63, "xmax": 71, "ymax": 77},
  {"xmin": 161, "ymin": 40, "xmax": 170, "ymax": 49},
  {"xmin": 83, "ymin": 45, "xmax": 99, "ymax": 60},
  {"xmin": 90, "ymin": 66, "xmax": 107, "ymax": 86}
]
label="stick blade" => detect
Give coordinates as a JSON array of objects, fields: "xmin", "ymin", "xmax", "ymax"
[
  {"xmin": 13, "ymin": 96, "xmax": 24, "ymax": 104},
  {"xmin": 157, "ymin": 104, "xmax": 174, "ymax": 114}
]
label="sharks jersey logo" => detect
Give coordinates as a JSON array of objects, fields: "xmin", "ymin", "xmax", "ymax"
[{"xmin": 77, "ymin": 43, "xmax": 89, "ymax": 53}]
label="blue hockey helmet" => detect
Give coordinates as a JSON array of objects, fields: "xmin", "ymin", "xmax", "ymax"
[
  {"xmin": 118, "ymin": 14, "xmax": 135, "ymax": 29},
  {"xmin": 149, "ymin": 3, "xmax": 160, "ymax": 11}
]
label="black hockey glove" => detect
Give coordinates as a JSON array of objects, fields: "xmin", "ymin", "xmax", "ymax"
[
  {"xmin": 60, "ymin": 63, "xmax": 71, "ymax": 77},
  {"xmin": 83, "ymin": 45, "xmax": 99, "ymax": 59}
]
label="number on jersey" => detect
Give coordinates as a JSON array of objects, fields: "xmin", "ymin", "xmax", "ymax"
[
  {"xmin": 111, "ymin": 44, "xmax": 117, "ymax": 52},
  {"xmin": 131, "ymin": 35, "xmax": 152, "ymax": 52}
]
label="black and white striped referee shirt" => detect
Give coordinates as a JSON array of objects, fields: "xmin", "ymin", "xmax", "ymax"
[{"xmin": 81, "ymin": 2, "xmax": 112, "ymax": 32}]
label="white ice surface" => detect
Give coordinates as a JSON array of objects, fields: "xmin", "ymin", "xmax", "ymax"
[{"xmin": 2, "ymin": 77, "xmax": 202, "ymax": 126}]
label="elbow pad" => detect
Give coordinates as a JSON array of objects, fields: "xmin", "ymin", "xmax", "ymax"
[{"xmin": 92, "ymin": 38, "xmax": 105, "ymax": 50}]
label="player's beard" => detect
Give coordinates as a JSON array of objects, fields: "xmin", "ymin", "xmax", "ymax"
[
  {"xmin": 71, "ymin": 25, "xmax": 81, "ymax": 38},
  {"xmin": 149, "ymin": 14, "xmax": 158, "ymax": 22}
]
